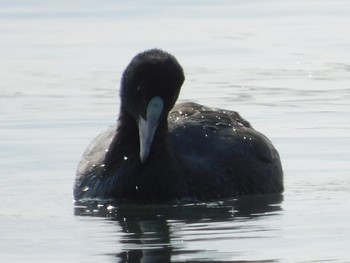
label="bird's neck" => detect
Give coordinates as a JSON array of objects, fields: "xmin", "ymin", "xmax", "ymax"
[{"xmin": 116, "ymin": 108, "xmax": 175, "ymax": 163}]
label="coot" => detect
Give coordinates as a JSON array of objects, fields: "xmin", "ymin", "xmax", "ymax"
[{"xmin": 74, "ymin": 49, "xmax": 283, "ymax": 203}]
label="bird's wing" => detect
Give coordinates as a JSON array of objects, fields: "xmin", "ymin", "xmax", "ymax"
[{"xmin": 168, "ymin": 102, "xmax": 283, "ymax": 195}]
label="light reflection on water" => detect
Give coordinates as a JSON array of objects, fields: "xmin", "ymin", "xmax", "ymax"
[
  {"xmin": 74, "ymin": 195, "xmax": 283, "ymax": 262},
  {"xmin": 1, "ymin": 0, "xmax": 350, "ymax": 262}
]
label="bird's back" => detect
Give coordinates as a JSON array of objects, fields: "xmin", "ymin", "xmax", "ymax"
[{"xmin": 168, "ymin": 102, "xmax": 283, "ymax": 198}]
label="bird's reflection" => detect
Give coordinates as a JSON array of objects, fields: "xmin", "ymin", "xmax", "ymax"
[{"xmin": 75, "ymin": 194, "xmax": 283, "ymax": 263}]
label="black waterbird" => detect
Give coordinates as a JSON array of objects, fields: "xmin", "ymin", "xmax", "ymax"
[{"xmin": 74, "ymin": 49, "xmax": 283, "ymax": 204}]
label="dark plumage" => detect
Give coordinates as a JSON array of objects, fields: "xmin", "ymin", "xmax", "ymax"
[{"xmin": 74, "ymin": 49, "xmax": 283, "ymax": 203}]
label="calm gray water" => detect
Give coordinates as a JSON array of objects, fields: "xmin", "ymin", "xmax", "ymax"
[{"xmin": 1, "ymin": 1, "xmax": 350, "ymax": 262}]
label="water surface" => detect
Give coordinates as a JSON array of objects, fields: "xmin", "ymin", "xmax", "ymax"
[{"xmin": 1, "ymin": 1, "xmax": 350, "ymax": 262}]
